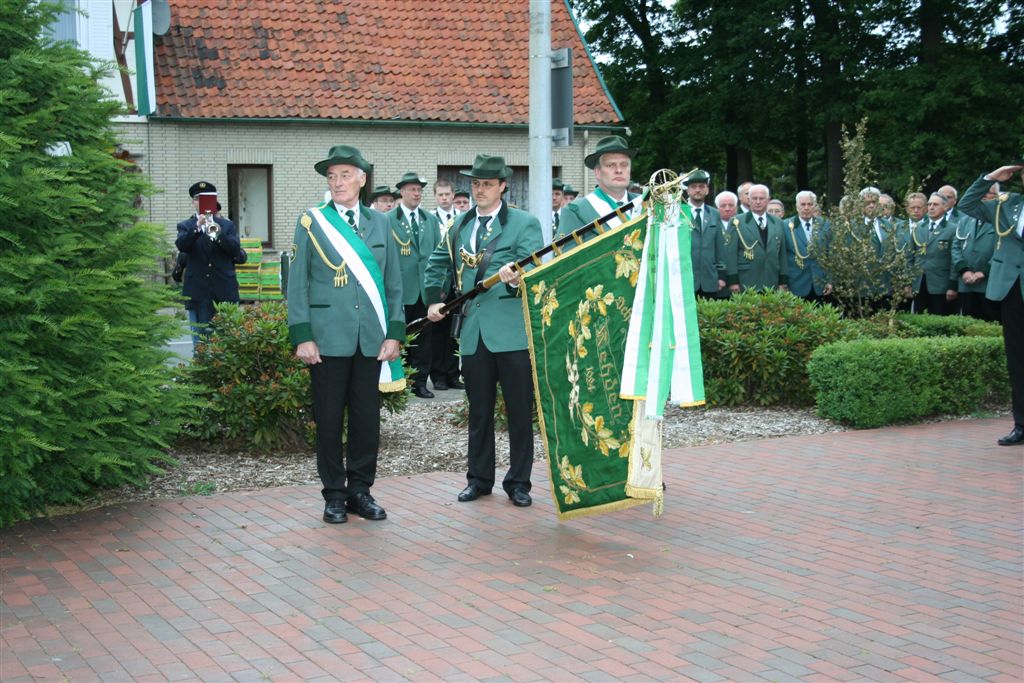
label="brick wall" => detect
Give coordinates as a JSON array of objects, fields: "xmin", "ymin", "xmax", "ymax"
[{"xmin": 112, "ymin": 120, "xmax": 618, "ymax": 252}]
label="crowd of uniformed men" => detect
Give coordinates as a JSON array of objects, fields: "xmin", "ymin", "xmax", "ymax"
[{"xmin": 180, "ymin": 138, "xmax": 1023, "ymax": 525}]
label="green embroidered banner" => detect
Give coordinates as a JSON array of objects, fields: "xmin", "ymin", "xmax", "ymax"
[{"xmin": 522, "ymin": 216, "xmax": 651, "ymax": 520}]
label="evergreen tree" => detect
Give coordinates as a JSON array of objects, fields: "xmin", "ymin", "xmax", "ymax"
[{"xmin": 0, "ymin": 1, "xmax": 190, "ymax": 526}]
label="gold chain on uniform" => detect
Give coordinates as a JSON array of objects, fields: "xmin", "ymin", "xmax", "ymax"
[
  {"xmin": 458, "ymin": 215, "xmax": 497, "ymax": 269},
  {"xmin": 786, "ymin": 220, "xmax": 809, "ymax": 269},
  {"xmin": 910, "ymin": 220, "xmax": 930, "ymax": 255},
  {"xmin": 300, "ymin": 213, "xmax": 349, "ymax": 287},
  {"xmin": 993, "ymin": 194, "xmax": 1014, "ymax": 249},
  {"xmin": 733, "ymin": 217, "xmax": 758, "ymax": 261}
]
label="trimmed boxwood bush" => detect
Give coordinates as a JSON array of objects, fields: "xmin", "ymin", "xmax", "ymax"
[
  {"xmin": 844, "ymin": 312, "xmax": 1002, "ymax": 340},
  {"xmin": 893, "ymin": 312, "xmax": 1002, "ymax": 338},
  {"xmin": 808, "ymin": 336, "xmax": 1009, "ymax": 428},
  {"xmin": 697, "ymin": 291, "xmax": 846, "ymax": 406}
]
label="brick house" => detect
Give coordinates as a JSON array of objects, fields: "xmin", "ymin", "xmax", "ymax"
[{"xmin": 98, "ymin": 0, "xmax": 625, "ymax": 251}]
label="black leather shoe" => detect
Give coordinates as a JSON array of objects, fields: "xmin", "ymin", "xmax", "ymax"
[
  {"xmin": 346, "ymin": 493, "xmax": 387, "ymax": 520},
  {"xmin": 998, "ymin": 426, "xmax": 1024, "ymax": 446},
  {"xmin": 509, "ymin": 488, "xmax": 532, "ymax": 507},
  {"xmin": 448, "ymin": 379, "xmax": 465, "ymax": 390},
  {"xmin": 457, "ymin": 484, "xmax": 491, "ymax": 502},
  {"xmin": 432, "ymin": 382, "xmax": 449, "ymax": 391},
  {"xmin": 323, "ymin": 500, "xmax": 348, "ymax": 524},
  {"xmin": 413, "ymin": 385, "xmax": 434, "ymax": 399}
]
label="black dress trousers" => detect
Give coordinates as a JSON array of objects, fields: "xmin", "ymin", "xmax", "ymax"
[
  {"xmin": 309, "ymin": 354, "xmax": 381, "ymax": 502},
  {"xmin": 461, "ymin": 340, "xmax": 534, "ymax": 494}
]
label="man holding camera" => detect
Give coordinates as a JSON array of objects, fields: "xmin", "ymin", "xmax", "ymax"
[{"xmin": 175, "ymin": 181, "xmax": 244, "ymax": 343}]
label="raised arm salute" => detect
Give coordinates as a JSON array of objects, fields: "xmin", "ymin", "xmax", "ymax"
[{"xmin": 960, "ymin": 161, "xmax": 1024, "ymax": 446}]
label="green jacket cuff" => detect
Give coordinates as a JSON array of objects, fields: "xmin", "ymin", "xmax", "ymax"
[
  {"xmin": 424, "ymin": 287, "xmax": 444, "ymax": 305},
  {"xmin": 726, "ymin": 274, "xmax": 739, "ymax": 286},
  {"xmin": 387, "ymin": 320, "xmax": 406, "ymax": 341},
  {"xmin": 779, "ymin": 274, "xmax": 789, "ymax": 285},
  {"xmin": 289, "ymin": 323, "xmax": 313, "ymax": 347}
]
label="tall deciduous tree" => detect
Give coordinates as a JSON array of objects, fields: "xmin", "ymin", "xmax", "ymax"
[
  {"xmin": 0, "ymin": 1, "xmax": 190, "ymax": 526},
  {"xmin": 569, "ymin": 0, "xmax": 1021, "ymax": 204}
]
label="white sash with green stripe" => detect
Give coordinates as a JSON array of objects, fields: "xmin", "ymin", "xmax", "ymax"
[
  {"xmin": 310, "ymin": 207, "xmax": 405, "ymax": 392},
  {"xmin": 619, "ymin": 201, "xmax": 704, "ymax": 418},
  {"xmin": 585, "ymin": 188, "xmax": 642, "ymax": 231}
]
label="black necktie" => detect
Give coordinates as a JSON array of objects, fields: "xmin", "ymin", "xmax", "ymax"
[
  {"xmin": 757, "ymin": 216, "xmax": 767, "ymax": 246},
  {"xmin": 345, "ymin": 209, "xmax": 356, "ymax": 230},
  {"xmin": 804, "ymin": 220, "xmax": 811, "ymax": 238},
  {"xmin": 930, "ymin": 221, "xmax": 938, "ymax": 233},
  {"xmin": 694, "ymin": 207, "xmax": 702, "ymax": 228},
  {"xmin": 409, "ymin": 213, "xmax": 419, "ymax": 246},
  {"xmin": 474, "ymin": 216, "xmax": 491, "ymax": 251}
]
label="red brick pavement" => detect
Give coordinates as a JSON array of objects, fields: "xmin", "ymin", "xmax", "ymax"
[{"xmin": 1, "ymin": 417, "xmax": 1021, "ymax": 682}]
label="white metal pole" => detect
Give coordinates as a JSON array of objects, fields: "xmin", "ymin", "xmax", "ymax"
[{"xmin": 529, "ymin": 0, "xmax": 552, "ymax": 245}]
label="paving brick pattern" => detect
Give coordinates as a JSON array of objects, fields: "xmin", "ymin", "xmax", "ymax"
[{"xmin": 2, "ymin": 418, "xmax": 1021, "ymax": 682}]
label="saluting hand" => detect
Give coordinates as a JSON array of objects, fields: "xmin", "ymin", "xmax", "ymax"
[{"xmin": 986, "ymin": 165, "xmax": 1024, "ymax": 182}]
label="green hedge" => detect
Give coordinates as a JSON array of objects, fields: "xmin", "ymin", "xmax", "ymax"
[
  {"xmin": 807, "ymin": 336, "xmax": 1009, "ymax": 428},
  {"xmin": 893, "ymin": 312, "xmax": 1002, "ymax": 338},
  {"xmin": 846, "ymin": 312, "xmax": 1002, "ymax": 340},
  {"xmin": 697, "ymin": 291, "xmax": 846, "ymax": 406}
]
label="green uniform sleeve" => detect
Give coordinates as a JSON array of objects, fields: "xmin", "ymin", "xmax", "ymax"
[
  {"xmin": 423, "ymin": 228, "xmax": 454, "ymax": 305},
  {"xmin": 383, "ymin": 226, "xmax": 406, "ymax": 341},
  {"xmin": 287, "ymin": 214, "xmax": 313, "ymax": 347}
]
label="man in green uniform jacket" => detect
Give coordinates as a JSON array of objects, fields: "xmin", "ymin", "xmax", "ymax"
[
  {"xmin": 960, "ymin": 161, "xmax": 1024, "ymax": 446},
  {"xmin": 388, "ymin": 172, "xmax": 443, "ymax": 398},
  {"xmin": 555, "ymin": 135, "xmax": 643, "ymax": 243},
  {"xmin": 784, "ymin": 190, "xmax": 832, "ymax": 304},
  {"xmin": 714, "ymin": 190, "xmax": 741, "ymax": 297},
  {"xmin": 731, "ymin": 184, "xmax": 788, "ymax": 292},
  {"xmin": 288, "ymin": 145, "xmax": 405, "ymax": 524},
  {"xmin": 685, "ymin": 169, "xmax": 726, "ymax": 299},
  {"xmin": 953, "ymin": 181, "xmax": 999, "ymax": 321},
  {"xmin": 908, "ymin": 192, "xmax": 958, "ymax": 315},
  {"xmin": 424, "ymin": 155, "xmax": 544, "ymax": 507}
]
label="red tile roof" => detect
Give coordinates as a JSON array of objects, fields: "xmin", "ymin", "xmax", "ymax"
[{"xmin": 153, "ymin": 1, "xmax": 623, "ymax": 125}]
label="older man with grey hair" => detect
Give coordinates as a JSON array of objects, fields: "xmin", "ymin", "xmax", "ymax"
[
  {"xmin": 731, "ymin": 183, "xmax": 788, "ymax": 291},
  {"xmin": 939, "ymin": 184, "xmax": 964, "ymax": 226},
  {"xmin": 715, "ymin": 190, "xmax": 740, "ymax": 296},
  {"xmin": 908, "ymin": 192, "xmax": 958, "ymax": 315},
  {"xmin": 784, "ymin": 190, "xmax": 831, "ymax": 303}
]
